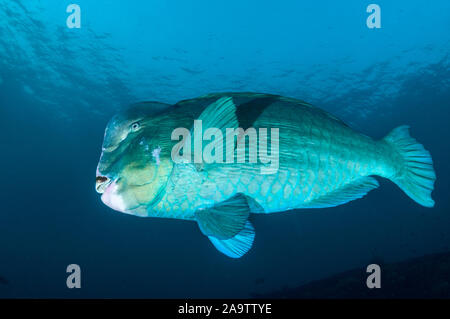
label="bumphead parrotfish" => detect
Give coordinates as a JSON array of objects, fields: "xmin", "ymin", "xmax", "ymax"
[{"xmin": 96, "ymin": 93, "xmax": 436, "ymax": 258}]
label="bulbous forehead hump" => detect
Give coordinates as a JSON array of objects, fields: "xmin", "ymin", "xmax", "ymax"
[
  {"xmin": 102, "ymin": 101, "xmax": 171, "ymax": 149},
  {"xmin": 124, "ymin": 101, "xmax": 171, "ymax": 121},
  {"xmin": 108, "ymin": 101, "xmax": 171, "ymax": 127}
]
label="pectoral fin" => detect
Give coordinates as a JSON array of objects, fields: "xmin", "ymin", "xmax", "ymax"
[
  {"xmin": 195, "ymin": 193, "xmax": 255, "ymax": 258},
  {"xmin": 195, "ymin": 193, "xmax": 250, "ymax": 239},
  {"xmin": 208, "ymin": 221, "xmax": 255, "ymax": 258}
]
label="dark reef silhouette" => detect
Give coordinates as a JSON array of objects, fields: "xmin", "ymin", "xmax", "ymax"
[{"xmin": 253, "ymin": 251, "xmax": 450, "ymax": 299}]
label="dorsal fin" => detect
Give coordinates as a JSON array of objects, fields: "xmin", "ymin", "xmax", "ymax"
[
  {"xmin": 235, "ymin": 96, "xmax": 278, "ymax": 129},
  {"xmin": 175, "ymin": 97, "xmax": 238, "ymax": 168}
]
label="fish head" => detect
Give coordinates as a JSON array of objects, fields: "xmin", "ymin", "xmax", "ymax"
[{"xmin": 95, "ymin": 102, "xmax": 173, "ymax": 216}]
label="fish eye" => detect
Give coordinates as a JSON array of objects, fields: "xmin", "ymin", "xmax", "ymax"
[{"xmin": 130, "ymin": 122, "xmax": 140, "ymax": 132}]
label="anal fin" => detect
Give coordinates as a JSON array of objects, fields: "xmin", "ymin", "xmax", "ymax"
[{"xmin": 302, "ymin": 176, "xmax": 379, "ymax": 208}]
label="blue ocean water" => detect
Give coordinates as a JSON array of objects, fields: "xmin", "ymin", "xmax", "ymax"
[{"xmin": 0, "ymin": 0, "xmax": 449, "ymax": 298}]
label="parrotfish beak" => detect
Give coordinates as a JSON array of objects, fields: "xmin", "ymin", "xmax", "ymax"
[
  {"xmin": 95, "ymin": 175, "xmax": 111, "ymax": 193},
  {"xmin": 96, "ymin": 167, "xmax": 128, "ymax": 213}
]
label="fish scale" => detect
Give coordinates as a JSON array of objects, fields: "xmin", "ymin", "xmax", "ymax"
[{"xmin": 152, "ymin": 142, "xmax": 371, "ymax": 218}]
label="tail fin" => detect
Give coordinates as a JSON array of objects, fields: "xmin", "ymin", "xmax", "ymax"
[{"xmin": 383, "ymin": 125, "xmax": 436, "ymax": 207}]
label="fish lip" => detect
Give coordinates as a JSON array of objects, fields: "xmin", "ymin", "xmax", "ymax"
[
  {"xmin": 102, "ymin": 144, "xmax": 119, "ymax": 153},
  {"xmin": 96, "ymin": 176, "xmax": 113, "ymax": 194}
]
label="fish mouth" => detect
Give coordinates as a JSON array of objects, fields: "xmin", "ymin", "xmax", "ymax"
[
  {"xmin": 96, "ymin": 176, "xmax": 113, "ymax": 194},
  {"xmin": 97, "ymin": 177, "xmax": 129, "ymax": 214}
]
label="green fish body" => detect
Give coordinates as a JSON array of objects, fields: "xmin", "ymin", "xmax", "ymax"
[{"xmin": 96, "ymin": 93, "xmax": 436, "ymax": 258}]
